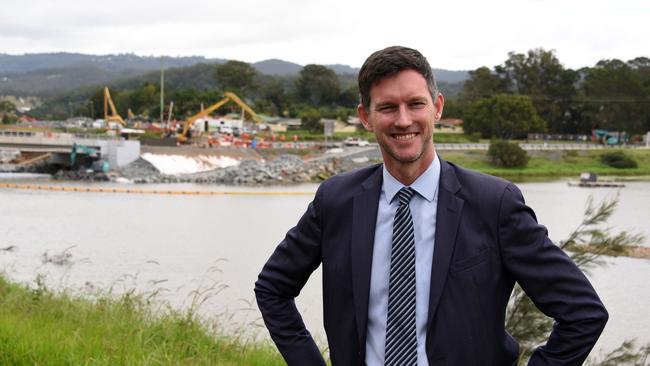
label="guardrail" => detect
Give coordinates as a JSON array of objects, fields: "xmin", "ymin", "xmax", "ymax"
[
  {"xmin": 0, "ymin": 130, "xmax": 122, "ymax": 141},
  {"xmin": 435, "ymin": 143, "xmax": 646, "ymax": 151}
]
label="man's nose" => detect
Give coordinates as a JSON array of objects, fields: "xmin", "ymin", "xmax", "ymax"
[{"xmin": 394, "ymin": 104, "xmax": 412, "ymax": 127}]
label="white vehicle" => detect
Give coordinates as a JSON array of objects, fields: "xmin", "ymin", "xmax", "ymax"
[
  {"xmin": 219, "ymin": 126, "xmax": 233, "ymax": 135},
  {"xmin": 344, "ymin": 137, "xmax": 370, "ymax": 147}
]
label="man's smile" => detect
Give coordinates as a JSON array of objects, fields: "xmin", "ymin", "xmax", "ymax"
[{"xmin": 392, "ymin": 132, "xmax": 419, "ymax": 141}]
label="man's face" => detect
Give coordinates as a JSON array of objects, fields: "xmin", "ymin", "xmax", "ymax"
[{"xmin": 358, "ymin": 69, "xmax": 444, "ymax": 173}]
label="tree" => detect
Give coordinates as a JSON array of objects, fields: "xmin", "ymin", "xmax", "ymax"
[
  {"xmin": 487, "ymin": 140, "xmax": 529, "ymax": 168},
  {"xmin": 496, "ymin": 49, "xmax": 579, "ymax": 133},
  {"xmin": 458, "ymin": 66, "xmax": 510, "ymax": 103},
  {"xmin": 580, "ymin": 59, "xmax": 648, "ymax": 134},
  {"xmin": 299, "ymin": 108, "xmax": 322, "ymax": 132},
  {"xmin": 128, "ymin": 82, "xmax": 159, "ymax": 116},
  {"xmin": 0, "ymin": 100, "xmax": 18, "ymax": 124},
  {"xmin": 462, "ymin": 94, "xmax": 546, "ymax": 139},
  {"xmin": 296, "ymin": 64, "xmax": 340, "ymax": 106},
  {"xmin": 259, "ymin": 77, "xmax": 288, "ymax": 116},
  {"xmin": 214, "ymin": 60, "xmax": 258, "ymax": 95},
  {"xmin": 338, "ymin": 84, "xmax": 359, "ymax": 108},
  {"xmin": 88, "ymin": 88, "xmax": 106, "ymax": 120},
  {"xmin": 172, "ymin": 89, "xmax": 224, "ymax": 118},
  {"xmin": 507, "ymin": 195, "xmax": 649, "ymax": 365}
]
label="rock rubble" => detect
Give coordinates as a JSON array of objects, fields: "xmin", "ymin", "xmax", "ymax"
[{"xmin": 111, "ymin": 154, "xmax": 373, "ymax": 185}]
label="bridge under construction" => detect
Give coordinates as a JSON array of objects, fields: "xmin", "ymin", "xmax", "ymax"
[{"xmin": 0, "ymin": 130, "xmax": 140, "ymax": 170}]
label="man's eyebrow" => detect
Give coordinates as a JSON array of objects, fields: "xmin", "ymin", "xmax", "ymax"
[
  {"xmin": 374, "ymin": 101, "xmax": 395, "ymax": 109},
  {"xmin": 408, "ymin": 96, "xmax": 429, "ymax": 103}
]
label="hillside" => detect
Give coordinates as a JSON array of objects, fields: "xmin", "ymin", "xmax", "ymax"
[
  {"xmin": 0, "ymin": 53, "xmax": 469, "ymax": 97},
  {"xmin": 0, "ymin": 53, "xmax": 223, "ymax": 74}
]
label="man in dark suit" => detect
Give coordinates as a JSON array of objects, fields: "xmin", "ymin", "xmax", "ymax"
[{"xmin": 255, "ymin": 46, "xmax": 608, "ymax": 365}]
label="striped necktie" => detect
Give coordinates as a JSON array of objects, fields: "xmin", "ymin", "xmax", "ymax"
[{"xmin": 385, "ymin": 186, "xmax": 417, "ymax": 366}]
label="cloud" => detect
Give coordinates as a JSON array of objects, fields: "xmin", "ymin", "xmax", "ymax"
[{"xmin": 0, "ymin": 0, "xmax": 648, "ymax": 69}]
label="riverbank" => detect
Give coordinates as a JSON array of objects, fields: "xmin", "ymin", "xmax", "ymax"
[
  {"xmin": 440, "ymin": 148, "xmax": 650, "ymax": 181},
  {"xmin": 104, "ymin": 147, "xmax": 648, "ymax": 185},
  {"xmin": 0, "ymin": 275, "xmax": 286, "ymax": 365},
  {"xmin": 4, "ymin": 146, "xmax": 650, "ymax": 185}
]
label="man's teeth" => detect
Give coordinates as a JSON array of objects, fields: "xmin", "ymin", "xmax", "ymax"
[{"xmin": 395, "ymin": 133, "xmax": 416, "ymax": 140}]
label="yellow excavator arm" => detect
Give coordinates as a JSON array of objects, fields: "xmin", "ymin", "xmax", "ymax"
[
  {"xmin": 103, "ymin": 87, "xmax": 127, "ymax": 127},
  {"xmin": 179, "ymin": 91, "xmax": 261, "ymax": 142}
]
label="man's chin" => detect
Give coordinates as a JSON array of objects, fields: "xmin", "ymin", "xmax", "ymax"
[{"xmin": 387, "ymin": 150, "xmax": 423, "ymax": 164}]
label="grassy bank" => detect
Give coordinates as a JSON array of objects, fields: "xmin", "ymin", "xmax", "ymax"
[
  {"xmin": 441, "ymin": 148, "xmax": 650, "ymax": 181},
  {"xmin": 0, "ymin": 276, "xmax": 286, "ymax": 365}
]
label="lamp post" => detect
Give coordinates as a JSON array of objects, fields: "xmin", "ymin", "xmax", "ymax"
[{"xmin": 160, "ymin": 56, "xmax": 165, "ymax": 126}]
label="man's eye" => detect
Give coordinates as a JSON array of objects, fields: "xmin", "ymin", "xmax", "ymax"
[
  {"xmin": 410, "ymin": 101, "xmax": 426, "ymax": 108},
  {"xmin": 377, "ymin": 106, "xmax": 395, "ymax": 112}
]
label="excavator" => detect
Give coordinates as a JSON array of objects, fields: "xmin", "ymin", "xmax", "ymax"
[
  {"xmin": 103, "ymin": 87, "xmax": 127, "ymax": 128},
  {"xmin": 177, "ymin": 92, "xmax": 261, "ymax": 143}
]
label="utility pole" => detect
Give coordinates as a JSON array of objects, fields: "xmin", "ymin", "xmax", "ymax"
[{"xmin": 160, "ymin": 56, "xmax": 165, "ymax": 126}]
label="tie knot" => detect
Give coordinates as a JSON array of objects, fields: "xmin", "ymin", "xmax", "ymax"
[{"xmin": 397, "ymin": 187, "xmax": 415, "ymax": 206}]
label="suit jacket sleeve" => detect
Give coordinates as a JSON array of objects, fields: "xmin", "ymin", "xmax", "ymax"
[
  {"xmin": 254, "ymin": 185, "xmax": 326, "ymax": 366},
  {"xmin": 498, "ymin": 183, "xmax": 608, "ymax": 365}
]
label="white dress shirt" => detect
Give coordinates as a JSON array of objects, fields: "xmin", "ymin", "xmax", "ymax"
[{"xmin": 365, "ymin": 155, "xmax": 441, "ymax": 366}]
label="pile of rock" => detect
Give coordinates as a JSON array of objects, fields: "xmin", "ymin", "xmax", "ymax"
[
  {"xmin": 0, "ymin": 150, "xmax": 20, "ymax": 164},
  {"xmin": 111, "ymin": 157, "xmax": 161, "ymax": 183},
  {"xmin": 111, "ymin": 154, "xmax": 375, "ymax": 185},
  {"xmin": 0, "ymin": 150, "xmax": 20, "ymax": 172}
]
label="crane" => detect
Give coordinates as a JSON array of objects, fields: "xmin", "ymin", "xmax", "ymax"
[
  {"xmin": 178, "ymin": 92, "xmax": 261, "ymax": 142},
  {"xmin": 103, "ymin": 87, "xmax": 127, "ymax": 128}
]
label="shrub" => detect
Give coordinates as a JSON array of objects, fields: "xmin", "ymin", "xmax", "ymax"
[
  {"xmin": 600, "ymin": 151, "xmax": 638, "ymax": 169},
  {"xmin": 467, "ymin": 132, "xmax": 482, "ymax": 142},
  {"xmin": 299, "ymin": 108, "xmax": 322, "ymax": 133},
  {"xmin": 488, "ymin": 140, "xmax": 529, "ymax": 168}
]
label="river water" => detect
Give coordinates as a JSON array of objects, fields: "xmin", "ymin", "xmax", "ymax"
[{"xmin": 0, "ymin": 176, "xmax": 648, "ymax": 358}]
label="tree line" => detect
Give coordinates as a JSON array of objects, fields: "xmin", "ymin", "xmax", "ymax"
[
  {"xmin": 452, "ymin": 49, "xmax": 650, "ymax": 139},
  {"xmin": 14, "ymin": 49, "xmax": 650, "ymax": 138},
  {"xmin": 28, "ymin": 60, "xmax": 359, "ymax": 131}
]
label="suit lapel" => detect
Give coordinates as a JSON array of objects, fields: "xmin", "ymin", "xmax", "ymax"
[
  {"xmin": 428, "ymin": 159, "xmax": 464, "ymax": 325},
  {"xmin": 351, "ymin": 167, "xmax": 382, "ymax": 353}
]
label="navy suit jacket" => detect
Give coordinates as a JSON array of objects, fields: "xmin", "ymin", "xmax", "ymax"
[{"xmin": 255, "ymin": 159, "xmax": 608, "ymax": 366}]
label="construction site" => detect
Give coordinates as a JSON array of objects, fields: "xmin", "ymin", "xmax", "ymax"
[{"xmin": 0, "ymin": 86, "xmax": 378, "ymax": 185}]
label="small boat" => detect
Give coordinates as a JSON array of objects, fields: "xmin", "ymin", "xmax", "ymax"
[{"xmin": 568, "ymin": 172, "xmax": 625, "ymax": 188}]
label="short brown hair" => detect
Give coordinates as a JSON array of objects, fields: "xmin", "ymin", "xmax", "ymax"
[{"xmin": 358, "ymin": 46, "xmax": 438, "ymax": 110}]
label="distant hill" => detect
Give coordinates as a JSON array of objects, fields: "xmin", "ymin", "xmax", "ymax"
[
  {"xmin": 0, "ymin": 52, "xmax": 469, "ymax": 97},
  {"xmin": 252, "ymin": 59, "xmax": 303, "ymax": 75},
  {"xmin": 435, "ymin": 69, "xmax": 471, "ymax": 84},
  {"xmin": 0, "ymin": 52, "xmax": 225, "ymax": 74}
]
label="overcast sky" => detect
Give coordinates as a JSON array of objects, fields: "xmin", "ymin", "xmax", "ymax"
[{"xmin": 1, "ymin": 0, "xmax": 647, "ymax": 70}]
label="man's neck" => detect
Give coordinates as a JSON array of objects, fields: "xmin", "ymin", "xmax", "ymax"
[{"xmin": 385, "ymin": 150, "xmax": 436, "ymax": 186}]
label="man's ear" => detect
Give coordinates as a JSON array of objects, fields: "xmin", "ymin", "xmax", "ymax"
[
  {"xmin": 434, "ymin": 93, "xmax": 445, "ymax": 121},
  {"xmin": 357, "ymin": 104, "xmax": 373, "ymax": 131}
]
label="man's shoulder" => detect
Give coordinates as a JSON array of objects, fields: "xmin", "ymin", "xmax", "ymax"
[
  {"xmin": 317, "ymin": 163, "xmax": 382, "ymax": 198},
  {"xmin": 441, "ymin": 158, "xmax": 513, "ymax": 197}
]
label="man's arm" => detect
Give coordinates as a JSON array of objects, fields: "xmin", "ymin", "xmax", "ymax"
[
  {"xmin": 254, "ymin": 187, "xmax": 326, "ymax": 366},
  {"xmin": 498, "ymin": 184, "xmax": 608, "ymax": 366}
]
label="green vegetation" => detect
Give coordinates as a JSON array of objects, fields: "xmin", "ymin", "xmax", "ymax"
[
  {"xmin": 463, "ymin": 95, "xmax": 546, "ymax": 139},
  {"xmin": 0, "ymin": 100, "xmax": 18, "ymax": 124},
  {"xmin": 506, "ymin": 195, "xmax": 650, "ymax": 365},
  {"xmin": 0, "ymin": 275, "xmax": 285, "ymax": 365},
  {"xmin": 487, "ymin": 140, "xmax": 530, "ymax": 168},
  {"xmin": 441, "ymin": 148, "xmax": 650, "ymax": 181},
  {"xmin": 1, "ymin": 195, "xmax": 647, "ymax": 365},
  {"xmin": 455, "ymin": 49, "xmax": 650, "ymax": 137},
  {"xmin": 600, "ymin": 151, "xmax": 638, "ymax": 169},
  {"xmin": 23, "ymin": 48, "xmax": 650, "ymax": 140},
  {"xmin": 300, "ymin": 108, "xmax": 324, "ymax": 133}
]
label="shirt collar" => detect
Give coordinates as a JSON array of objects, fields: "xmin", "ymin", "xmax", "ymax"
[{"xmin": 382, "ymin": 154, "xmax": 441, "ymax": 204}]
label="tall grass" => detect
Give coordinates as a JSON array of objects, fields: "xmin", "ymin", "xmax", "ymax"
[{"xmin": 0, "ymin": 274, "xmax": 285, "ymax": 365}]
